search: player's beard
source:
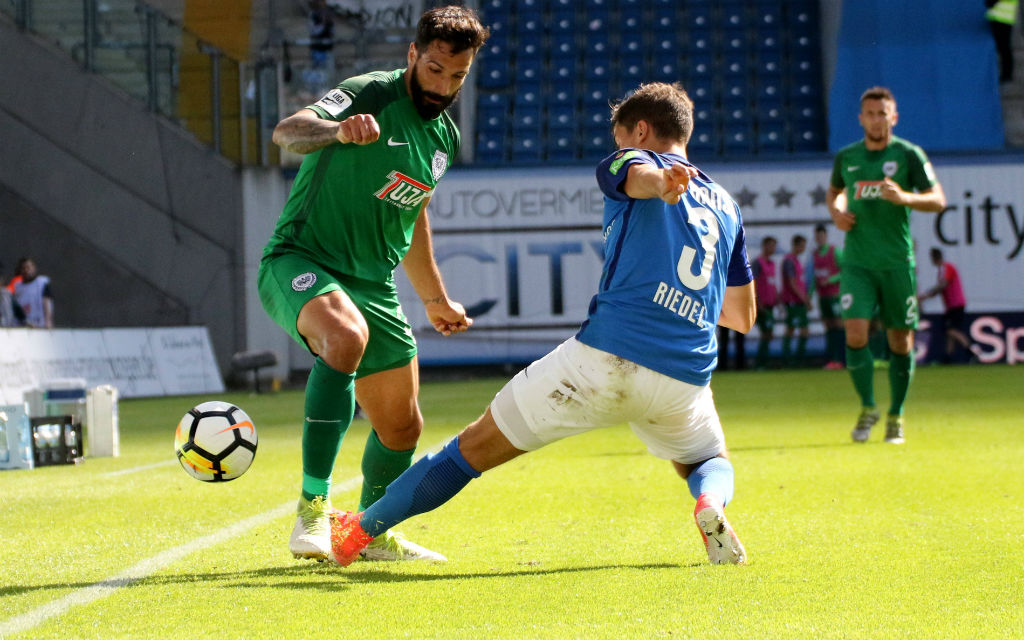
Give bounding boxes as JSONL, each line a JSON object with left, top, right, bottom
{"left": 409, "top": 66, "right": 459, "bottom": 120}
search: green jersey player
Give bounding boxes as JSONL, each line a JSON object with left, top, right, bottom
{"left": 258, "top": 6, "right": 489, "bottom": 562}
{"left": 826, "top": 86, "right": 947, "bottom": 445}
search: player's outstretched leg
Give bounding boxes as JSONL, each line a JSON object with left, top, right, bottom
{"left": 693, "top": 495, "right": 746, "bottom": 565}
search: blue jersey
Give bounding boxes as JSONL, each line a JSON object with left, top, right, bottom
{"left": 576, "top": 148, "right": 753, "bottom": 386}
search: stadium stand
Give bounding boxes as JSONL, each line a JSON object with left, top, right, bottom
{"left": 475, "top": 0, "right": 828, "bottom": 164}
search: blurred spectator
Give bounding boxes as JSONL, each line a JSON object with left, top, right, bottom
{"left": 919, "top": 247, "right": 971, "bottom": 363}
{"left": 810, "top": 223, "right": 845, "bottom": 369}
{"left": 717, "top": 325, "right": 747, "bottom": 370}
{"left": 781, "top": 234, "right": 810, "bottom": 367}
{"left": 986, "top": 0, "right": 1018, "bottom": 83}
{"left": 308, "top": 0, "right": 335, "bottom": 69}
{"left": 0, "top": 262, "right": 25, "bottom": 327}
{"left": 12, "top": 257, "right": 54, "bottom": 328}
{"left": 751, "top": 236, "right": 779, "bottom": 369}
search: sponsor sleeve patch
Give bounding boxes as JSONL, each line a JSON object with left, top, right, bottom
{"left": 609, "top": 149, "right": 643, "bottom": 175}
{"left": 312, "top": 89, "right": 354, "bottom": 118}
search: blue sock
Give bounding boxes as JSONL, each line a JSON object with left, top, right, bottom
{"left": 360, "top": 437, "right": 481, "bottom": 537}
{"left": 686, "top": 457, "right": 735, "bottom": 506}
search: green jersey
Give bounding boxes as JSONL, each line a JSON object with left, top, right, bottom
{"left": 829, "top": 135, "right": 937, "bottom": 270}
{"left": 263, "top": 69, "right": 460, "bottom": 282}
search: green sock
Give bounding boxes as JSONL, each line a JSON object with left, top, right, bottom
{"left": 888, "top": 352, "right": 915, "bottom": 416}
{"left": 756, "top": 338, "right": 771, "bottom": 367}
{"left": 828, "top": 328, "right": 845, "bottom": 362}
{"left": 358, "top": 429, "right": 415, "bottom": 511}
{"left": 796, "top": 335, "right": 807, "bottom": 363}
{"left": 845, "top": 345, "right": 875, "bottom": 408}
{"left": 782, "top": 335, "right": 792, "bottom": 365}
{"left": 300, "top": 357, "right": 356, "bottom": 501}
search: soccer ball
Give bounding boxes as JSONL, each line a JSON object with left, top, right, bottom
{"left": 174, "top": 401, "right": 258, "bottom": 482}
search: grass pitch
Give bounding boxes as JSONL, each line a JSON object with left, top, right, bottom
{"left": 1, "top": 364, "right": 1022, "bottom": 639}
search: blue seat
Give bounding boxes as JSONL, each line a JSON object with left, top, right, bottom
{"left": 547, "top": 79, "right": 578, "bottom": 106}
{"left": 791, "top": 124, "right": 823, "bottom": 152}
{"left": 515, "top": 56, "right": 543, "bottom": 84}
{"left": 721, "top": 3, "right": 749, "bottom": 31}
{"left": 723, "top": 125, "right": 753, "bottom": 155}
{"left": 520, "top": 0, "right": 547, "bottom": 11}
{"left": 549, "top": 56, "right": 576, "bottom": 84}
{"left": 756, "top": 6, "right": 783, "bottom": 32}
{"left": 550, "top": 9, "right": 577, "bottom": 33}
{"left": 757, "top": 122, "right": 787, "bottom": 153}
{"left": 620, "top": 56, "right": 646, "bottom": 84}
{"left": 512, "top": 131, "right": 544, "bottom": 163}
{"left": 685, "top": 4, "right": 712, "bottom": 30}
{"left": 547, "top": 127, "right": 578, "bottom": 162}
{"left": 721, "top": 77, "right": 750, "bottom": 103}
{"left": 791, "top": 99, "right": 823, "bottom": 123}
{"left": 584, "top": 30, "right": 612, "bottom": 55}
{"left": 512, "top": 104, "right": 542, "bottom": 132}
{"left": 685, "top": 53, "right": 714, "bottom": 81}
{"left": 478, "top": 105, "right": 507, "bottom": 134}
{"left": 686, "top": 32, "right": 713, "bottom": 54}
{"left": 582, "top": 79, "right": 612, "bottom": 105}
{"left": 620, "top": 31, "right": 644, "bottom": 57}
{"left": 651, "top": 12, "right": 675, "bottom": 33}
{"left": 475, "top": 130, "right": 506, "bottom": 163}
{"left": 582, "top": 128, "right": 612, "bottom": 160}
{"left": 478, "top": 59, "right": 511, "bottom": 89}
{"left": 789, "top": 81, "right": 821, "bottom": 104}
{"left": 756, "top": 78, "right": 783, "bottom": 104}
{"left": 582, "top": 56, "right": 613, "bottom": 84}
{"left": 514, "top": 82, "right": 542, "bottom": 108}
{"left": 721, "top": 31, "right": 749, "bottom": 54}
{"left": 550, "top": 33, "right": 577, "bottom": 58}
{"left": 787, "top": 3, "right": 818, "bottom": 36}
{"left": 548, "top": 103, "right": 575, "bottom": 130}
{"left": 688, "top": 129, "right": 718, "bottom": 156}
{"left": 721, "top": 52, "right": 748, "bottom": 77}
{"left": 583, "top": 106, "right": 609, "bottom": 130}
{"left": 755, "top": 98, "right": 784, "bottom": 124}
{"left": 478, "top": 91, "right": 509, "bottom": 111}
{"left": 651, "top": 57, "right": 678, "bottom": 81}
{"left": 722, "top": 100, "right": 748, "bottom": 128}
{"left": 686, "top": 76, "right": 715, "bottom": 104}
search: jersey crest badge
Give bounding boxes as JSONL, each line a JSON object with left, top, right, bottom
{"left": 431, "top": 150, "right": 448, "bottom": 181}
{"left": 883, "top": 160, "right": 898, "bottom": 177}
{"left": 292, "top": 272, "right": 317, "bottom": 292}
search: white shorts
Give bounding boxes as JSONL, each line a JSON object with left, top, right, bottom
{"left": 490, "top": 338, "right": 726, "bottom": 464}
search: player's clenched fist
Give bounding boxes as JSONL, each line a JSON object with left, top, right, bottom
{"left": 336, "top": 113, "right": 380, "bottom": 145}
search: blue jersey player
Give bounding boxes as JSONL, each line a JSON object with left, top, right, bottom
{"left": 329, "top": 82, "right": 757, "bottom": 566}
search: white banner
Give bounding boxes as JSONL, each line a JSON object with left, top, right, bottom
{"left": 327, "top": 0, "right": 422, "bottom": 30}
{"left": 398, "top": 158, "right": 1024, "bottom": 365}
{"left": 0, "top": 327, "right": 224, "bottom": 404}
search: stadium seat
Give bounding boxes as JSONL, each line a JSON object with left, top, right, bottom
{"left": 550, "top": 32, "right": 577, "bottom": 59}
{"left": 550, "top": 9, "right": 577, "bottom": 33}
{"left": 547, "top": 127, "right": 578, "bottom": 162}
{"left": 620, "top": 31, "right": 644, "bottom": 57}
{"left": 582, "top": 79, "right": 612, "bottom": 105}
{"left": 478, "top": 106, "right": 507, "bottom": 134}
{"left": 548, "top": 78, "right": 578, "bottom": 106}
{"left": 582, "top": 127, "right": 612, "bottom": 160}
{"left": 684, "top": 54, "right": 715, "bottom": 82}
{"left": 515, "top": 56, "right": 544, "bottom": 84}
{"left": 721, "top": 2, "right": 749, "bottom": 32}
{"left": 620, "top": 56, "right": 646, "bottom": 85}
{"left": 688, "top": 129, "right": 718, "bottom": 156}
{"left": 756, "top": 5, "right": 783, "bottom": 33}
{"left": 549, "top": 56, "right": 576, "bottom": 84}
{"left": 757, "top": 122, "right": 787, "bottom": 153}
{"left": 724, "top": 125, "right": 753, "bottom": 155}
{"left": 687, "top": 76, "right": 715, "bottom": 104}
{"left": 791, "top": 124, "right": 823, "bottom": 152}
{"left": 475, "top": 130, "right": 507, "bottom": 164}
{"left": 478, "top": 58, "right": 511, "bottom": 89}
{"left": 548, "top": 103, "right": 575, "bottom": 130}
{"left": 721, "top": 51, "right": 748, "bottom": 77}
{"left": 684, "top": 4, "right": 712, "bottom": 30}
{"left": 512, "top": 131, "right": 544, "bottom": 163}
{"left": 755, "top": 98, "right": 785, "bottom": 124}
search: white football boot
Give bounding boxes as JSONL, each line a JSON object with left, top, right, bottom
{"left": 289, "top": 495, "right": 331, "bottom": 561}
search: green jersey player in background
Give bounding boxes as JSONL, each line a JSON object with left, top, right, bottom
{"left": 826, "top": 86, "right": 947, "bottom": 445}
{"left": 258, "top": 6, "right": 489, "bottom": 562}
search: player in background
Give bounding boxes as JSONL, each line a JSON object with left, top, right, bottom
{"left": 780, "top": 234, "right": 810, "bottom": 367}
{"left": 259, "top": 6, "right": 488, "bottom": 562}
{"left": 329, "top": 82, "right": 757, "bottom": 566}
{"left": 751, "top": 236, "right": 779, "bottom": 369}
{"left": 826, "top": 87, "right": 947, "bottom": 444}
{"left": 810, "top": 223, "right": 844, "bottom": 369}
{"left": 919, "top": 247, "right": 971, "bottom": 363}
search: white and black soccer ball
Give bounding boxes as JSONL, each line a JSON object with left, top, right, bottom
{"left": 173, "top": 401, "right": 257, "bottom": 482}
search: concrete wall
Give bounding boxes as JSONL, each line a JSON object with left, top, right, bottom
{"left": 0, "top": 18, "right": 247, "bottom": 373}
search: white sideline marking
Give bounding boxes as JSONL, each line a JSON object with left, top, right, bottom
{"left": 102, "top": 460, "right": 178, "bottom": 477}
{"left": 0, "top": 473, "right": 370, "bottom": 636}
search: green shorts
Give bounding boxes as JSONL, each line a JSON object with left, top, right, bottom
{"left": 785, "top": 303, "right": 809, "bottom": 329}
{"left": 257, "top": 253, "right": 416, "bottom": 378}
{"left": 840, "top": 264, "right": 918, "bottom": 330}
{"left": 819, "top": 295, "right": 842, "bottom": 321}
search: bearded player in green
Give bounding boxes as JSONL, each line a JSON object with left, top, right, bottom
{"left": 826, "top": 87, "right": 947, "bottom": 445}
{"left": 258, "top": 6, "right": 489, "bottom": 562}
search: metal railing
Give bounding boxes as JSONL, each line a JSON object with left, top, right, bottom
{"left": 2, "top": 0, "right": 280, "bottom": 166}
